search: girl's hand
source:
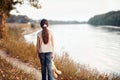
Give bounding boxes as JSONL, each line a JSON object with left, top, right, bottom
{"left": 36, "top": 50, "right": 39, "bottom": 58}
{"left": 51, "top": 52, "right": 55, "bottom": 59}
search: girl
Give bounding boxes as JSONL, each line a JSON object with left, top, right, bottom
{"left": 36, "top": 19, "right": 54, "bottom": 80}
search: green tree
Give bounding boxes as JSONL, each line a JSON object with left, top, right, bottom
{"left": 88, "top": 11, "right": 120, "bottom": 26}
{"left": 0, "top": 0, "right": 41, "bottom": 38}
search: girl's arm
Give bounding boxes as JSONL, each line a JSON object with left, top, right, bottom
{"left": 51, "top": 34, "right": 55, "bottom": 58}
{"left": 36, "top": 36, "right": 40, "bottom": 57}
{"left": 51, "top": 35, "right": 54, "bottom": 49}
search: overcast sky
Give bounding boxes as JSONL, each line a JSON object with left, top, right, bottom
{"left": 11, "top": 0, "right": 120, "bottom": 21}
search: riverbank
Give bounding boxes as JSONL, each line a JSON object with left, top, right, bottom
{"left": 0, "top": 50, "right": 41, "bottom": 80}
{"left": 0, "top": 23, "right": 41, "bottom": 80}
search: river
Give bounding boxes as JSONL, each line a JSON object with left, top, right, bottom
{"left": 24, "top": 24, "right": 120, "bottom": 73}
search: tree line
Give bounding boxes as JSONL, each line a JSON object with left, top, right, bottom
{"left": 6, "top": 15, "right": 31, "bottom": 23}
{"left": 88, "top": 11, "right": 120, "bottom": 27}
{"left": 7, "top": 15, "right": 84, "bottom": 24}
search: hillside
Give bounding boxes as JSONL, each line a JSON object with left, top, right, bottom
{"left": 88, "top": 11, "right": 120, "bottom": 26}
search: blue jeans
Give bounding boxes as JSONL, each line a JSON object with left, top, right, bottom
{"left": 39, "top": 52, "right": 53, "bottom": 80}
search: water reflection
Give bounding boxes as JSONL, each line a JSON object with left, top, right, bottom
{"left": 95, "top": 26, "right": 120, "bottom": 35}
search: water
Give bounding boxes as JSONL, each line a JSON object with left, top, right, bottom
{"left": 24, "top": 24, "right": 120, "bottom": 73}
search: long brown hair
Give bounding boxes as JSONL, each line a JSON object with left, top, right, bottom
{"left": 40, "top": 19, "right": 49, "bottom": 44}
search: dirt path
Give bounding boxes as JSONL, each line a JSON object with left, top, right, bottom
{"left": 0, "top": 50, "right": 41, "bottom": 80}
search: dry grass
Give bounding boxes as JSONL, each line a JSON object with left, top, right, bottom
{"left": 0, "top": 38, "right": 40, "bottom": 68}
{"left": 0, "top": 57, "right": 33, "bottom": 80}
{"left": 54, "top": 52, "right": 120, "bottom": 80}
{"left": 0, "top": 23, "right": 120, "bottom": 80}
{"left": 0, "top": 23, "right": 40, "bottom": 68}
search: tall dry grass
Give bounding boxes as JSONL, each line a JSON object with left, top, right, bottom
{"left": 0, "top": 24, "right": 40, "bottom": 68}
{"left": 54, "top": 52, "right": 120, "bottom": 80}
{"left": 0, "top": 23, "right": 39, "bottom": 80}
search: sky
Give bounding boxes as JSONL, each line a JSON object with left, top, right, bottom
{"left": 11, "top": 0, "right": 120, "bottom": 21}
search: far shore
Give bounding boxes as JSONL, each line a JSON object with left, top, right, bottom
{"left": 6, "top": 23, "right": 40, "bottom": 35}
